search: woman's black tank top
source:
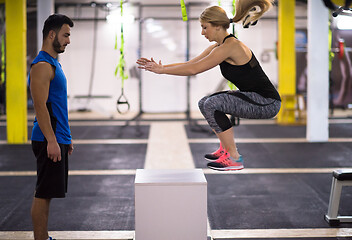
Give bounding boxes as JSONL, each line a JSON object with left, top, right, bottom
{"left": 219, "top": 34, "right": 281, "bottom": 101}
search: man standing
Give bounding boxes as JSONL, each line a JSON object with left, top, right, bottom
{"left": 29, "top": 14, "right": 74, "bottom": 240}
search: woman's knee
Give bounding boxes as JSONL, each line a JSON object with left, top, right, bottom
{"left": 203, "top": 97, "right": 221, "bottom": 113}
{"left": 198, "top": 96, "right": 209, "bottom": 112}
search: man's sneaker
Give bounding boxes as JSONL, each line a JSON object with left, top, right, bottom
{"left": 204, "top": 145, "right": 224, "bottom": 162}
{"left": 207, "top": 151, "right": 244, "bottom": 171}
{"left": 49, "top": 237, "right": 56, "bottom": 240}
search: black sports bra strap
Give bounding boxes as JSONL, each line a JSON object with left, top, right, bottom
{"left": 222, "top": 34, "right": 236, "bottom": 43}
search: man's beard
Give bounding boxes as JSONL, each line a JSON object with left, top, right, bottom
{"left": 53, "top": 36, "right": 65, "bottom": 53}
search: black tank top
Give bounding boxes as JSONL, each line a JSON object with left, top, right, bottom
{"left": 219, "top": 34, "right": 281, "bottom": 101}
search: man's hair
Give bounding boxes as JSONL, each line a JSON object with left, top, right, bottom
{"left": 42, "top": 14, "right": 74, "bottom": 40}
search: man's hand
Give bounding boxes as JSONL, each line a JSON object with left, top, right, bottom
{"left": 47, "top": 141, "right": 61, "bottom": 162}
{"left": 68, "top": 141, "right": 74, "bottom": 155}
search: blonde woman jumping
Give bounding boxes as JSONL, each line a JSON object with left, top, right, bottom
{"left": 137, "top": 0, "right": 281, "bottom": 171}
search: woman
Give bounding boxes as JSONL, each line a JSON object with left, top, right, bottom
{"left": 136, "top": 0, "right": 281, "bottom": 171}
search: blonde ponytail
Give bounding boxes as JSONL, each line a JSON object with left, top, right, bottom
{"left": 199, "top": 6, "right": 231, "bottom": 29}
{"left": 232, "top": 0, "right": 274, "bottom": 27}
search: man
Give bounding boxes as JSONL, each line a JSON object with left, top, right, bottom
{"left": 29, "top": 14, "right": 74, "bottom": 240}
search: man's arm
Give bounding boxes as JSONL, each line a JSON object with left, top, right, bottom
{"left": 30, "top": 62, "right": 61, "bottom": 162}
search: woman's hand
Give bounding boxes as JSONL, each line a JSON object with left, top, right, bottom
{"left": 136, "top": 57, "right": 151, "bottom": 68}
{"left": 136, "top": 57, "right": 163, "bottom": 74}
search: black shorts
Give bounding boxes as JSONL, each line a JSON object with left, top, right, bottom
{"left": 32, "top": 141, "right": 69, "bottom": 199}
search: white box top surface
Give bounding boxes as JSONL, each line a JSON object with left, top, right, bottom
{"left": 135, "top": 169, "right": 207, "bottom": 185}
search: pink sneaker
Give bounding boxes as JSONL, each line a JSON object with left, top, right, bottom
{"left": 204, "top": 144, "right": 224, "bottom": 162}
{"left": 207, "top": 151, "right": 244, "bottom": 171}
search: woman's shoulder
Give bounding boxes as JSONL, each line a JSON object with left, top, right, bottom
{"left": 205, "top": 43, "right": 221, "bottom": 54}
{"left": 221, "top": 38, "right": 249, "bottom": 55}
{"left": 223, "top": 37, "right": 244, "bottom": 48}
{"left": 210, "top": 42, "right": 219, "bottom": 49}
{"left": 222, "top": 39, "right": 252, "bottom": 65}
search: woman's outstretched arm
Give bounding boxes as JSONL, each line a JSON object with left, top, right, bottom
{"left": 137, "top": 43, "right": 231, "bottom": 76}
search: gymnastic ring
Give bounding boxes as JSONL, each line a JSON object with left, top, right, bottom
{"left": 116, "top": 94, "right": 130, "bottom": 114}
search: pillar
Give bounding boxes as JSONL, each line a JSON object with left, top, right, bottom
{"left": 5, "top": 0, "right": 27, "bottom": 143}
{"left": 307, "top": 0, "right": 329, "bottom": 142}
{"left": 277, "top": 0, "right": 296, "bottom": 124}
{"left": 37, "top": 0, "right": 54, "bottom": 51}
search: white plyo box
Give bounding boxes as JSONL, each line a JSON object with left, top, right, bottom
{"left": 135, "top": 169, "right": 208, "bottom": 240}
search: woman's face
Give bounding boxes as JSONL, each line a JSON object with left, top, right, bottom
{"left": 200, "top": 21, "right": 217, "bottom": 42}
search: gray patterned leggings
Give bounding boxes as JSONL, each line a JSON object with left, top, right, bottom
{"left": 198, "top": 90, "right": 281, "bottom": 133}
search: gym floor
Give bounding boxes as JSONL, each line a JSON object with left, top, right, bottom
{"left": 0, "top": 111, "right": 352, "bottom": 240}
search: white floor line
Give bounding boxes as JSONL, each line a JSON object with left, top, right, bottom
{"left": 329, "top": 118, "right": 352, "bottom": 124}
{"left": 0, "top": 139, "right": 148, "bottom": 145}
{"left": 202, "top": 167, "right": 352, "bottom": 174}
{"left": 0, "top": 171, "right": 36, "bottom": 176}
{"left": 1, "top": 228, "right": 352, "bottom": 240}
{"left": 144, "top": 122, "right": 195, "bottom": 169}
{"left": 0, "top": 231, "right": 135, "bottom": 240}
{"left": 72, "top": 139, "right": 148, "bottom": 144}
{"left": 2, "top": 168, "right": 352, "bottom": 177}
{"left": 69, "top": 121, "right": 144, "bottom": 126}
{"left": 63, "top": 118, "right": 351, "bottom": 125}
{"left": 0, "top": 140, "right": 31, "bottom": 145}
{"left": 1, "top": 117, "right": 352, "bottom": 127}
{"left": 2, "top": 137, "right": 352, "bottom": 145}
{"left": 0, "top": 169, "right": 137, "bottom": 177}
{"left": 210, "top": 228, "right": 352, "bottom": 238}
{"left": 189, "top": 138, "right": 352, "bottom": 143}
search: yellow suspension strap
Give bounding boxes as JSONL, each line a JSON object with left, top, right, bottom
{"left": 115, "top": 0, "right": 130, "bottom": 114}
{"left": 328, "top": 18, "right": 335, "bottom": 111}
{"left": 0, "top": 5, "right": 4, "bottom": 86}
{"left": 180, "top": 0, "right": 188, "bottom": 21}
{"left": 0, "top": 6, "right": 5, "bottom": 116}
{"left": 328, "top": 21, "right": 334, "bottom": 71}
{"left": 228, "top": 0, "right": 236, "bottom": 91}
{"left": 1, "top": 33, "right": 4, "bottom": 86}
{"left": 232, "top": 0, "right": 236, "bottom": 27}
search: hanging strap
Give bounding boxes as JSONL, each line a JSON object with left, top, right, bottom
{"left": 180, "top": 0, "right": 188, "bottom": 21}
{"left": 232, "top": 0, "right": 236, "bottom": 16}
{"left": 1, "top": 34, "right": 4, "bottom": 85}
{"left": 328, "top": 21, "right": 334, "bottom": 71}
{"left": 0, "top": 6, "right": 5, "bottom": 85}
{"left": 115, "top": 0, "right": 130, "bottom": 114}
{"left": 227, "top": 0, "right": 236, "bottom": 91}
